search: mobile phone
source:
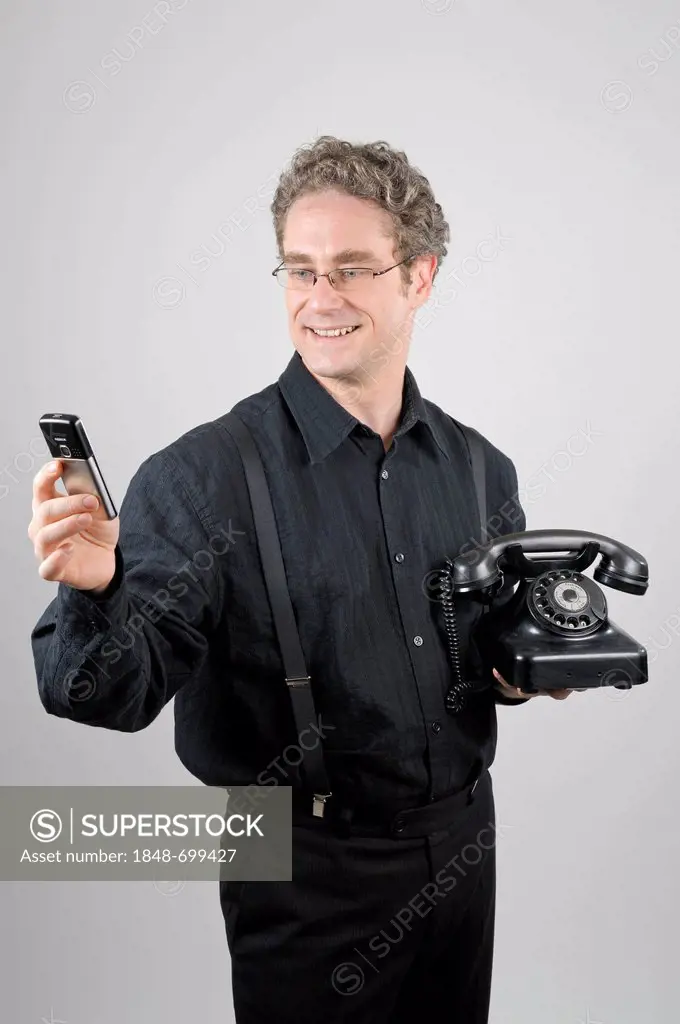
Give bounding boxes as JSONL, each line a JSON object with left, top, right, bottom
{"left": 38, "top": 414, "right": 118, "bottom": 520}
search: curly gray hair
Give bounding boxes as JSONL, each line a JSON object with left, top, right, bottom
{"left": 271, "top": 136, "right": 450, "bottom": 289}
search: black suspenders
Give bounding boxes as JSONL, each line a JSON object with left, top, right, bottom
{"left": 220, "top": 410, "right": 487, "bottom": 818}
{"left": 460, "top": 423, "right": 488, "bottom": 545}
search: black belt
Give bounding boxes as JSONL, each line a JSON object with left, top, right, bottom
{"left": 291, "top": 771, "right": 486, "bottom": 839}
{"left": 220, "top": 411, "right": 487, "bottom": 822}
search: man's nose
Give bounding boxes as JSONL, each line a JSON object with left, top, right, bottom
{"left": 306, "top": 274, "right": 344, "bottom": 308}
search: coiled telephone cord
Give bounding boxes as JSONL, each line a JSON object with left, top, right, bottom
{"left": 438, "top": 558, "right": 477, "bottom": 715}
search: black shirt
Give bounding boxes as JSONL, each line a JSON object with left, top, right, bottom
{"left": 30, "top": 351, "right": 527, "bottom": 812}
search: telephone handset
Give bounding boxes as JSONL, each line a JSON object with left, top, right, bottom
{"left": 437, "top": 529, "right": 649, "bottom": 712}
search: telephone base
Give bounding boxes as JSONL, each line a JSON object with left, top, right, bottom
{"left": 480, "top": 618, "right": 648, "bottom": 694}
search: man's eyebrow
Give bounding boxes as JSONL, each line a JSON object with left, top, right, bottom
{"left": 282, "top": 248, "right": 379, "bottom": 265}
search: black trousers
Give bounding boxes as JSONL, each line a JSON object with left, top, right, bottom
{"left": 220, "top": 769, "right": 496, "bottom": 1023}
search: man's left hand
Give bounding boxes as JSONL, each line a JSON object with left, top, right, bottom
{"left": 492, "top": 667, "right": 581, "bottom": 701}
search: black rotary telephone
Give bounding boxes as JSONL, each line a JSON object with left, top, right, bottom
{"left": 437, "top": 530, "right": 650, "bottom": 712}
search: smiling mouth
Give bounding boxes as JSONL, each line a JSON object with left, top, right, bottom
{"left": 307, "top": 325, "right": 361, "bottom": 338}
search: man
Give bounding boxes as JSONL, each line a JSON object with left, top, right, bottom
{"left": 29, "top": 136, "right": 574, "bottom": 1023}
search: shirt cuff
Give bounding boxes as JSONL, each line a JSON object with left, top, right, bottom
{"left": 55, "top": 545, "right": 128, "bottom": 641}
{"left": 81, "top": 545, "right": 125, "bottom": 603}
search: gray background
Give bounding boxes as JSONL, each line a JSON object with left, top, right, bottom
{"left": 1, "top": 0, "right": 678, "bottom": 1020}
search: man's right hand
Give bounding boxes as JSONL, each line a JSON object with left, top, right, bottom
{"left": 28, "top": 460, "right": 120, "bottom": 593}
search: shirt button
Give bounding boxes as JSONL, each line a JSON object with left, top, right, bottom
{"left": 394, "top": 552, "right": 404, "bottom": 563}
{"left": 413, "top": 635, "right": 423, "bottom": 647}
{"left": 381, "top": 469, "right": 389, "bottom": 480}
{"left": 431, "top": 721, "right": 441, "bottom": 734}
{"left": 392, "top": 816, "right": 406, "bottom": 834}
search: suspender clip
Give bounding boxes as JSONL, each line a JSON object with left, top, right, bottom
{"left": 312, "top": 792, "right": 332, "bottom": 818}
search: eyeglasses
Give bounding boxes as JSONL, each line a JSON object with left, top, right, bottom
{"left": 271, "top": 255, "right": 419, "bottom": 291}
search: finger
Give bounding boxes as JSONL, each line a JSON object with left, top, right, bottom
{"left": 548, "top": 689, "right": 572, "bottom": 700}
{"left": 32, "top": 460, "right": 62, "bottom": 516}
{"left": 494, "top": 670, "right": 537, "bottom": 700}
{"left": 37, "top": 541, "right": 76, "bottom": 582}
{"left": 33, "top": 512, "right": 93, "bottom": 561}
{"left": 31, "top": 491, "right": 99, "bottom": 533}
{"left": 492, "top": 668, "right": 512, "bottom": 689}
{"left": 494, "top": 677, "right": 521, "bottom": 697}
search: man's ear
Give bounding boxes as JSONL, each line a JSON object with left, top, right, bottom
{"left": 411, "top": 254, "right": 437, "bottom": 305}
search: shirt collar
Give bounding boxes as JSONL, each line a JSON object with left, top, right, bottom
{"left": 277, "top": 350, "right": 450, "bottom": 464}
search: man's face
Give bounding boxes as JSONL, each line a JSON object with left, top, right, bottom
{"left": 280, "top": 190, "right": 435, "bottom": 393}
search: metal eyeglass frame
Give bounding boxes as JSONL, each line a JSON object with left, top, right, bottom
{"left": 271, "top": 254, "right": 419, "bottom": 289}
